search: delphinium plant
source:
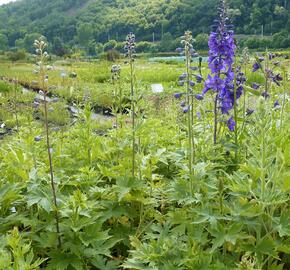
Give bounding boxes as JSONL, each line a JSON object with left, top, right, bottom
{"left": 174, "top": 31, "right": 203, "bottom": 193}
{"left": 251, "top": 52, "right": 283, "bottom": 99}
{"left": 203, "top": 0, "right": 241, "bottom": 145}
{"left": 34, "top": 37, "right": 61, "bottom": 248}
{"left": 124, "top": 33, "right": 137, "bottom": 179}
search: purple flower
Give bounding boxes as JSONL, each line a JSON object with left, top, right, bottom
{"left": 196, "top": 111, "right": 201, "bottom": 119}
{"left": 203, "top": 0, "right": 239, "bottom": 120}
{"left": 189, "top": 80, "right": 195, "bottom": 87}
{"left": 261, "top": 91, "right": 270, "bottom": 99}
{"left": 227, "top": 117, "right": 235, "bottom": 131}
{"left": 174, "top": 93, "right": 182, "bottom": 99}
{"left": 274, "top": 100, "right": 280, "bottom": 108}
{"left": 176, "top": 48, "right": 183, "bottom": 53}
{"left": 258, "top": 57, "right": 265, "bottom": 62}
{"left": 179, "top": 73, "right": 187, "bottom": 80}
{"left": 195, "top": 74, "right": 203, "bottom": 83}
{"left": 246, "top": 109, "right": 254, "bottom": 116}
{"left": 273, "top": 75, "right": 283, "bottom": 85}
{"left": 34, "top": 136, "right": 42, "bottom": 142}
{"left": 180, "top": 101, "right": 186, "bottom": 107}
{"left": 252, "top": 83, "right": 260, "bottom": 90}
{"left": 195, "top": 94, "right": 204, "bottom": 101}
{"left": 269, "top": 53, "right": 275, "bottom": 60}
{"left": 183, "top": 106, "right": 190, "bottom": 113}
{"left": 252, "top": 62, "right": 260, "bottom": 72}
{"left": 203, "top": 75, "right": 225, "bottom": 94}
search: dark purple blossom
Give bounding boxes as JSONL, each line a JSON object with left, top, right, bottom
{"left": 34, "top": 136, "right": 42, "bottom": 142}
{"left": 246, "top": 109, "right": 254, "bottom": 116}
{"left": 180, "top": 101, "right": 186, "bottom": 107}
{"left": 258, "top": 56, "right": 265, "bottom": 62}
{"left": 273, "top": 73, "right": 283, "bottom": 86}
{"left": 252, "top": 62, "right": 260, "bottom": 72}
{"left": 195, "top": 74, "right": 203, "bottom": 83}
{"left": 179, "top": 73, "right": 187, "bottom": 80}
{"left": 174, "top": 93, "right": 183, "bottom": 99}
{"left": 195, "top": 94, "right": 204, "bottom": 101}
{"left": 274, "top": 100, "right": 280, "bottom": 108}
{"left": 261, "top": 91, "right": 270, "bottom": 99}
{"left": 269, "top": 53, "right": 275, "bottom": 60}
{"left": 227, "top": 117, "right": 235, "bottom": 132}
{"left": 189, "top": 80, "right": 195, "bottom": 87}
{"left": 183, "top": 106, "right": 190, "bottom": 113}
{"left": 252, "top": 83, "right": 260, "bottom": 90}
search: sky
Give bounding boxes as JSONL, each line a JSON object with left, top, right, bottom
{"left": 0, "top": 0, "right": 17, "bottom": 5}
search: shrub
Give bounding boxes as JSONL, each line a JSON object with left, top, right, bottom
{"left": 6, "top": 50, "right": 26, "bottom": 62}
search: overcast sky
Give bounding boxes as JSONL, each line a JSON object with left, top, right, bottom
{"left": 0, "top": 0, "right": 17, "bottom": 5}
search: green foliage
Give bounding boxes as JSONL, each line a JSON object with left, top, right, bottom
{"left": 6, "top": 50, "right": 26, "bottom": 62}
{"left": 0, "top": 228, "right": 45, "bottom": 270}
{"left": 0, "top": 0, "right": 290, "bottom": 52}
{"left": 0, "top": 51, "right": 289, "bottom": 270}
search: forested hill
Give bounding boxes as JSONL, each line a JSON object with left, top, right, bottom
{"left": 0, "top": 0, "right": 289, "bottom": 48}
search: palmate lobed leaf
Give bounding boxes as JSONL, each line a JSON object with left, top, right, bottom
{"left": 209, "top": 222, "right": 249, "bottom": 252}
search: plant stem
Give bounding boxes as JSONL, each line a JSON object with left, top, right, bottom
{"left": 280, "top": 69, "right": 287, "bottom": 130}
{"left": 40, "top": 53, "right": 61, "bottom": 248}
{"left": 130, "top": 60, "right": 136, "bottom": 179}
{"left": 13, "top": 79, "right": 19, "bottom": 131}
{"left": 213, "top": 94, "right": 218, "bottom": 144}
{"left": 186, "top": 48, "right": 194, "bottom": 194}
{"left": 233, "top": 72, "right": 238, "bottom": 161}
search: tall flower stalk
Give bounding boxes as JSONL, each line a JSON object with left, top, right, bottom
{"left": 34, "top": 37, "right": 61, "bottom": 248}
{"left": 111, "top": 64, "right": 122, "bottom": 127}
{"left": 175, "top": 31, "right": 203, "bottom": 193}
{"left": 125, "top": 33, "right": 136, "bottom": 179}
{"left": 203, "top": 0, "right": 238, "bottom": 144}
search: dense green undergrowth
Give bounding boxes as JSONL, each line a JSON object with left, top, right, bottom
{"left": 0, "top": 54, "right": 289, "bottom": 270}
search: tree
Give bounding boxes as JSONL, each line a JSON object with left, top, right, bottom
{"left": 76, "top": 23, "right": 93, "bottom": 48}
{"left": 195, "top": 33, "right": 209, "bottom": 49}
{"left": 159, "top": 32, "right": 175, "bottom": 52}
{"left": 0, "top": 33, "right": 8, "bottom": 50}
{"left": 23, "top": 33, "right": 42, "bottom": 53}
{"left": 52, "top": 37, "right": 66, "bottom": 56}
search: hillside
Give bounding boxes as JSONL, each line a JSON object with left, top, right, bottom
{"left": 0, "top": 0, "right": 289, "bottom": 51}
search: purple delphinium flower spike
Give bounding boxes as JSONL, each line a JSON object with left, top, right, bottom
{"left": 203, "top": 0, "right": 242, "bottom": 132}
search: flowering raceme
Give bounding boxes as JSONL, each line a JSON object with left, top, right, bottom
{"left": 203, "top": 0, "right": 240, "bottom": 131}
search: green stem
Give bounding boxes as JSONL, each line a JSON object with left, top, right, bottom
{"left": 233, "top": 71, "right": 238, "bottom": 161}
{"left": 186, "top": 48, "right": 194, "bottom": 194}
{"left": 130, "top": 60, "right": 136, "bottom": 179}
{"left": 280, "top": 69, "right": 287, "bottom": 130}
{"left": 40, "top": 51, "right": 61, "bottom": 248}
